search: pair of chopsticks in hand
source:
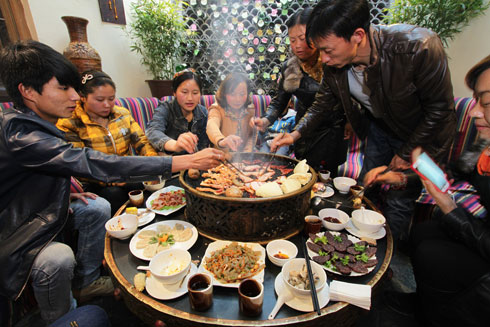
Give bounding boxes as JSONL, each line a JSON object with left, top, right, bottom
{"left": 264, "top": 132, "right": 286, "bottom": 172}
{"left": 348, "top": 166, "right": 393, "bottom": 201}
{"left": 222, "top": 158, "right": 246, "bottom": 176}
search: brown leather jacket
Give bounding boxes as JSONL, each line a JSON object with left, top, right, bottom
{"left": 295, "top": 24, "right": 457, "bottom": 162}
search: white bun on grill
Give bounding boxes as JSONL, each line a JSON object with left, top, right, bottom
{"left": 281, "top": 178, "right": 301, "bottom": 194}
{"left": 293, "top": 159, "right": 309, "bottom": 174}
{"left": 256, "top": 182, "right": 283, "bottom": 197}
{"left": 287, "top": 172, "right": 312, "bottom": 185}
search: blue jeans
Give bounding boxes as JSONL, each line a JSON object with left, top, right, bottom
{"left": 360, "top": 120, "right": 421, "bottom": 242}
{"left": 31, "top": 196, "right": 111, "bottom": 324}
{"left": 31, "top": 242, "right": 76, "bottom": 324}
{"left": 70, "top": 196, "right": 111, "bottom": 289}
{"left": 50, "top": 305, "right": 110, "bottom": 327}
{"left": 259, "top": 139, "right": 290, "bottom": 156}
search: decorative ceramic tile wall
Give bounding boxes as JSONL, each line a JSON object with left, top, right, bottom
{"left": 183, "top": 0, "right": 388, "bottom": 95}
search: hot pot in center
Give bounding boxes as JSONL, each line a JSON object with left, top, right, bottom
{"left": 179, "top": 152, "right": 317, "bottom": 243}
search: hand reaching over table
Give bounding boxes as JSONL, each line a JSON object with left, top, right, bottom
{"left": 218, "top": 135, "right": 243, "bottom": 151}
{"left": 172, "top": 148, "right": 224, "bottom": 172}
{"left": 250, "top": 117, "right": 269, "bottom": 132}
{"left": 161, "top": 132, "right": 199, "bottom": 154}
{"left": 270, "top": 132, "right": 294, "bottom": 152}
{"left": 174, "top": 132, "right": 199, "bottom": 153}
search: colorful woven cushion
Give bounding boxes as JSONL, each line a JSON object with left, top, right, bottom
{"left": 417, "top": 181, "right": 486, "bottom": 218}
{"left": 115, "top": 97, "right": 159, "bottom": 132}
{"left": 70, "top": 177, "right": 84, "bottom": 193}
{"left": 447, "top": 97, "right": 478, "bottom": 163}
{"left": 0, "top": 102, "right": 13, "bottom": 111}
{"left": 251, "top": 95, "right": 271, "bottom": 118}
{"left": 338, "top": 135, "right": 364, "bottom": 179}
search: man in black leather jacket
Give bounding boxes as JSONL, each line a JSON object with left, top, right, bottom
{"left": 272, "top": 0, "right": 457, "bottom": 241}
{"left": 0, "top": 41, "right": 223, "bottom": 324}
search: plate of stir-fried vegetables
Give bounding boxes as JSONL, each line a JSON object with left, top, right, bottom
{"left": 199, "top": 241, "right": 266, "bottom": 287}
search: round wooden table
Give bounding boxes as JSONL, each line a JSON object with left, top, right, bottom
{"left": 104, "top": 178, "right": 393, "bottom": 327}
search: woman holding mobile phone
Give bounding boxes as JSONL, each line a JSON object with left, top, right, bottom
{"left": 384, "top": 55, "right": 490, "bottom": 326}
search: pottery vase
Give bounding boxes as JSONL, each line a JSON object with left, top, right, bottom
{"left": 62, "top": 16, "right": 101, "bottom": 73}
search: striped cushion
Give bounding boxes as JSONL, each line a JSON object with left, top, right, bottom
{"left": 115, "top": 97, "right": 159, "bottom": 132}
{"left": 338, "top": 135, "right": 364, "bottom": 178}
{"left": 417, "top": 181, "right": 487, "bottom": 218}
{"left": 251, "top": 95, "right": 271, "bottom": 117}
{"left": 70, "top": 177, "right": 84, "bottom": 193}
{"left": 200, "top": 95, "right": 216, "bottom": 108}
{"left": 447, "top": 97, "right": 478, "bottom": 163}
{"left": 0, "top": 102, "right": 13, "bottom": 111}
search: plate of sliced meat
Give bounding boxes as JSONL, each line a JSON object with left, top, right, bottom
{"left": 146, "top": 185, "right": 186, "bottom": 215}
{"left": 306, "top": 231, "right": 378, "bottom": 276}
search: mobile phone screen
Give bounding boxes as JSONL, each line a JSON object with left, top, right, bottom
{"left": 411, "top": 152, "right": 450, "bottom": 192}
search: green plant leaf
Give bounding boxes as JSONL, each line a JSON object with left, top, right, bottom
{"left": 124, "top": 0, "right": 190, "bottom": 79}
{"left": 384, "top": 0, "right": 489, "bottom": 47}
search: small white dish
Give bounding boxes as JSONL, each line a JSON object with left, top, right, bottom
{"left": 105, "top": 214, "right": 138, "bottom": 240}
{"left": 137, "top": 208, "right": 155, "bottom": 227}
{"left": 145, "top": 263, "right": 197, "bottom": 300}
{"left": 274, "top": 272, "right": 329, "bottom": 312}
{"left": 333, "top": 177, "right": 357, "bottom": 194}
{"left": 266, "top": 239, "right": 298, "bottom": 267}
{"left": 345, "top": 220, "right": 386, "bottom": 240}
{"left": 318, "top": 208, "right": 350, "bottom": 231}
{"left": 315, "top": 186, "right": 334, "bottom": 198}
{"left": 351, "top": 209, "right": 386, "bottom": 234}
{"left": 149, "top": 248, "right": 191, "bottom": 284}
{"left": 143, "top": 178, "right": 166, "bottom": 192}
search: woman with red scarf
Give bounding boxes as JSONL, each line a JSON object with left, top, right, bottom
{"left": 386, "top": 55, "right": 490, "bottom": 327}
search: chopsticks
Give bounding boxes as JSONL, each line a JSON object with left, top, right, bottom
{"left": 222, "top": 158, "right": 246, "bottom": 176}
{"left": 301, "top": 235, "right": 321, "bottom": 315}
{"left": 348, "top": 166, "right": 392, "bottom": 201}
{"left": 264, "top": 132, "right": 285, "bottom": 172}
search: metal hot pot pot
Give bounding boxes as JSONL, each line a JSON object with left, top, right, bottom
{"left": 179, "top": 152, "right": 317, "bottom": 243}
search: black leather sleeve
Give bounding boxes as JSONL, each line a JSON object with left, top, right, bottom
{"left": 441, "top": 207, "right": 490, "bottom": 261}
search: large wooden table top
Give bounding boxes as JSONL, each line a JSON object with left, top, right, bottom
{"left": 104, "top": 177, "right": 393, "bottom": 327}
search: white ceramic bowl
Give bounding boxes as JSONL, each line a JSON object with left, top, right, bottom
{"left": 105, "top": 214, "right": 138, "bottom": 240}
{"left": 149, "top": 248, "right": 191, "bottom": 285}
{"left": 266, "top": 239, "right": 298, "bottom": 267}
{"left": 318, "top": 208, "right": 350, "bottom": 231}
{"left": 281, "top": 258, "right": 327, "bottom": 298}
{"left": 333, "top": 177, "right": 357, "bottom": 194}
{"left": 351, "top": 209, "right": 386, "bottom": 234}
{"left": 143, "top": 179, "right": 166, "bottom": 192}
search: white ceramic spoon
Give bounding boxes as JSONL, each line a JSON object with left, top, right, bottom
{"left": 268, "top": 288, "right": 293, "bottom": 320}
{"left": 360, "top": 206, "right": 367, "bottom": 223}
{"left": 137, "top": 265, "right": 150, "bottom": 271}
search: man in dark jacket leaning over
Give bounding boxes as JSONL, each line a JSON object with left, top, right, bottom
{"left": 0, "top": 40, "right": 223, "bottom": 324}
{"left": 272, "top": 0, "right": 457, "bottom": 242}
